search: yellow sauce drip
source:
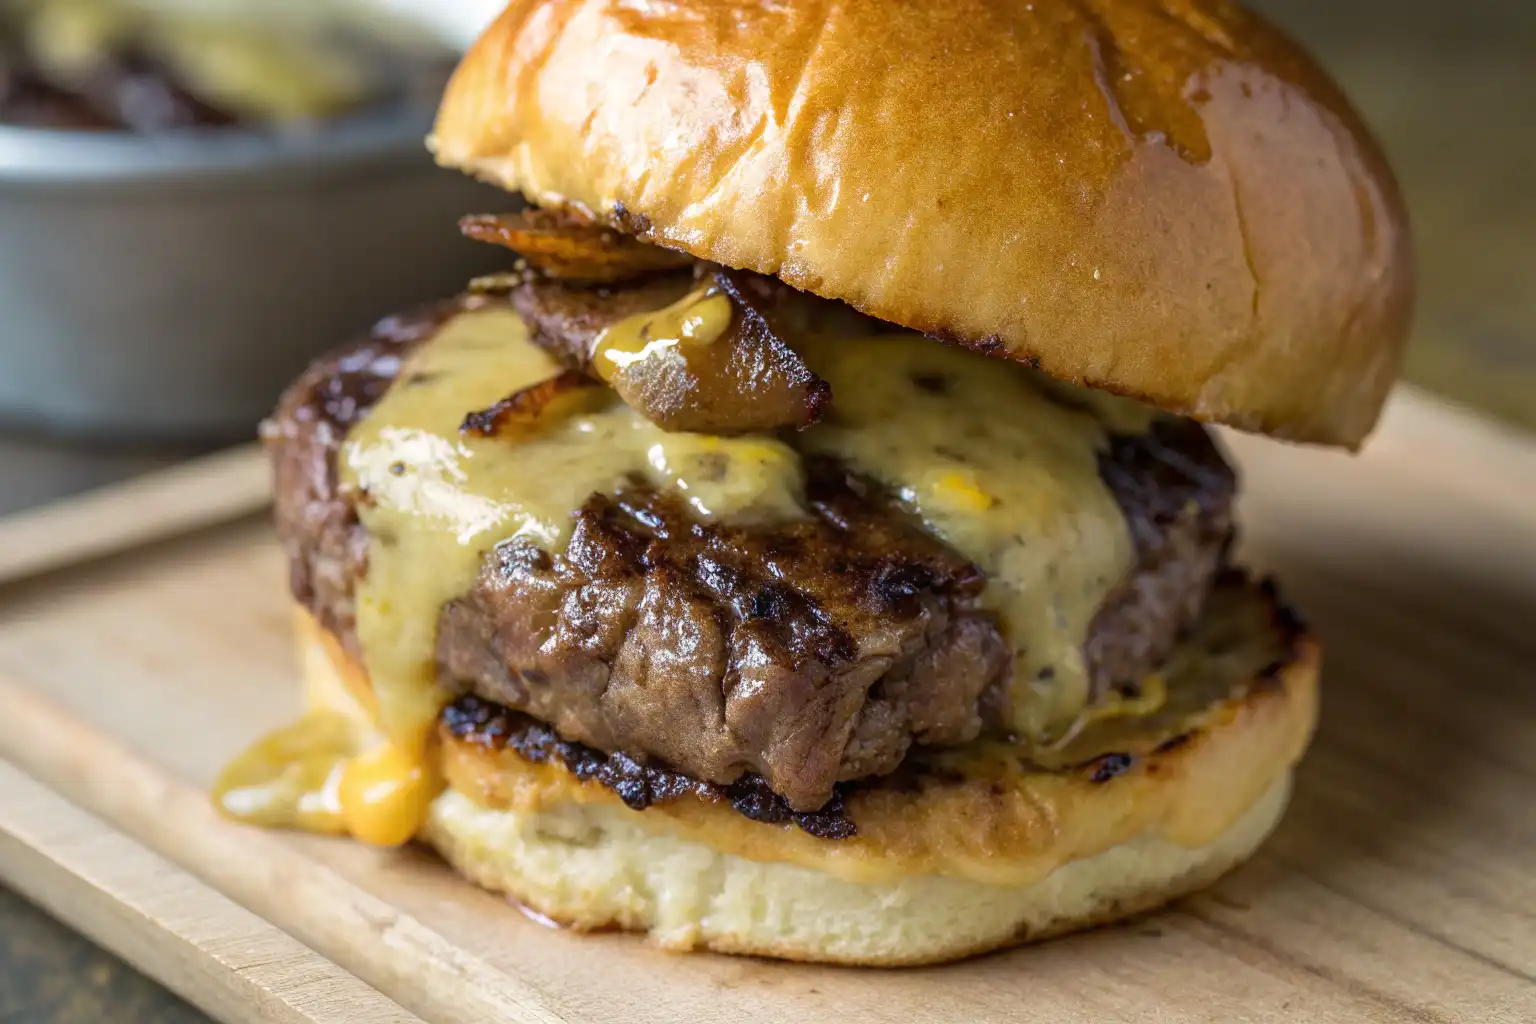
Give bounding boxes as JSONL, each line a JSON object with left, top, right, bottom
{"left": 212, "top": 711, "right": 356, "bottom": 836}
{"left": 213, "top": 710, "right": 440, "bottom": 847}
{"left": 337, "top": 741, "right": 441, "bottom": 847}
{"left": 591, "top": 286, "right": 735, "bottom": 382}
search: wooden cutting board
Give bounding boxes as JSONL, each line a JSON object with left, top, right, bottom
{"left": 0, "top": 388, "right": 1531, "bottom": 1024}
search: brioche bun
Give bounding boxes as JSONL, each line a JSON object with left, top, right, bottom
{"left": 297, "top": 572, "right": 1318, "bottom": 965}
{"left": 431, "top": 0, "right": 1413, "bottom": 447}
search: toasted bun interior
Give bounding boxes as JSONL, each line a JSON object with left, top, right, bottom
{"left": 298, "top": 579, "right": 1318, "bottom": 964}
{"left": 432, "top": 0, "right": 1413, "bottom": 447}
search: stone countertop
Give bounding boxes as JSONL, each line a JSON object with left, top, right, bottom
{"left": 1, "top": 0, "right": 1532, "bottom": 1020}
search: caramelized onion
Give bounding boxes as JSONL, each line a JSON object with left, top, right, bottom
{"left": 459, "top": 209, "right": 694, "bottom": 283}
{"left": 460, "top": 369, "right": 606, "bottom": 439}
{"left": 589, "top": 268, "right": 831, "bottom": 434}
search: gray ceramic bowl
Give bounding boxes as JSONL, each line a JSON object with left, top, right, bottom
{"left": 0, "top": 107, "right": 505, "bottom": 440}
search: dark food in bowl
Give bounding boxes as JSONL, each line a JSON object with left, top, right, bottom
{"left": 0, "top": 0, "right": 456, "bottom": 131}
{"left": 0, "top": 40, "right": 233, "bottom": 129}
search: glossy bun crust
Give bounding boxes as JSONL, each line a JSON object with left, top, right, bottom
{"left": 432, "top": 0, "right": 1413, "bottom": 447}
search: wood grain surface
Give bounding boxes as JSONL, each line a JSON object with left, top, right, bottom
{"left": 0, "top": 388, "right": 1531, "bottom": 1023}
{"left": 0, "top": 764, "right": 419, "bottom": 1024}
{"left": 0, "top": 444, "right": 267, "bottom": 586}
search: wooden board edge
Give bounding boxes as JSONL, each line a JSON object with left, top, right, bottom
{"left": 0, "top": 444, "right": 269, "bottom": 587}
{"left": 0, "top": 677, "right": 571, "bottom": 1024}
{"left": 0, "top": 759, "right": 421, "bottom": 1024}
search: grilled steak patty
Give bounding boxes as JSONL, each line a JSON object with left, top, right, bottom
{"left": 439, "top": 565, "right": 1306, "bottom": 841}
{"left": 435, "top": 464, "right": 1012, "bottom": 812}
{"left": 266, "top": 284, "right": 1236, "bottom": 811}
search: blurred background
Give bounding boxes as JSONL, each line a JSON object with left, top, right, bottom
{"left": 1257, "top": 0, "right": 1535, "bottom": 431}
{"left": 0, "top": 0, "right": 507, "bottom": 451}
{"left": 0, "top": 0, "right": 1532, "bottom": 1020}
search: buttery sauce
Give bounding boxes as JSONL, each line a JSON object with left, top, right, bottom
{"left": 591, "top": 286, "right": 735, "bottom": 382}
{"left": 212, "top": 708, "right": 442, "bottom": 847}
{"left": 348, "top": 306, "right": 1154, "bottom": 746}
{"left": 221, "top": 304, "right": 813, "bottom": 843}
{"left": 335, "top": 741, "right": 441, "bottom": 846}
{"left": 212, "top": 710, "right": 357, "bottom": 834}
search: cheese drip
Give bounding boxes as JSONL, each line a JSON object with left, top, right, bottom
{"left": 210, "top": 710, "right": 440, "bottom": 847}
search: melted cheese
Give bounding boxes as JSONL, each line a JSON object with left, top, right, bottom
{"left": 351, "top": 304, "right": 1156, "bottom": 752}
{"left": 796, "top": 332, "right": 1155, "bottom": 737}
{"left": 212, "top": 711, "right": 440, "bottom": 847}
{"left": 337, "top": 741, "right": 441, "bottom": 846}
{"left": 341, "top": 307, "right": 805, "bottom": 754}
{"left": 226, "top": 297, "right": 1168, "bottom": 843}
{"left": 212, "top": 710, "right": 356, "bottom": 834}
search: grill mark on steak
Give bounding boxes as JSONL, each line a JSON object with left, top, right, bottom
{"left": 435, "top": 463, "right": 1009, "bottom": 811}
{"left": 268, "top": 278, "right": 1237, "bottom": 812}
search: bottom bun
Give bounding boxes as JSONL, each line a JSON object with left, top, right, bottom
{"left": 422, "top": 776, "right": 1288, "bottom": 965}
{"left": 301, "top": 574, "right": 1317, "bottom": 966}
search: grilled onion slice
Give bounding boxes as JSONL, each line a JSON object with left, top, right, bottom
{"left": 459, "top": 209, "right": 694, "bottom": 283}
{"left": 460, "top": 369, "right": 607, "bottom": 439}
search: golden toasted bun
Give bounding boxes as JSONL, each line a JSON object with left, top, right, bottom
{"left": 298, "top": 582, "right": 1318, "bottom": 965}
{"left": 431, "top": 0, "right": 1413, "bottom": 448}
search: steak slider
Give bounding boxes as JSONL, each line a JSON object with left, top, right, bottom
{"left": 216, "top": 0, "right": 1412, "bottom": 965}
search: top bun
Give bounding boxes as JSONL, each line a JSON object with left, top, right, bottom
{"left": 432, "top": 0, "right": 1413, "bottom": 447}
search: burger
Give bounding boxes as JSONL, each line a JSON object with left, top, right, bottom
{"left": 216, "top": 0, "right": 1413, "bottom": 966}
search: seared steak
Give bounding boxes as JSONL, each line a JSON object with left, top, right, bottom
{"left": 266, "top": 283, "right": 1235, "bottom": 811}
{"left": 435, "top": 464, "right": 1011, "bottom": 811}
